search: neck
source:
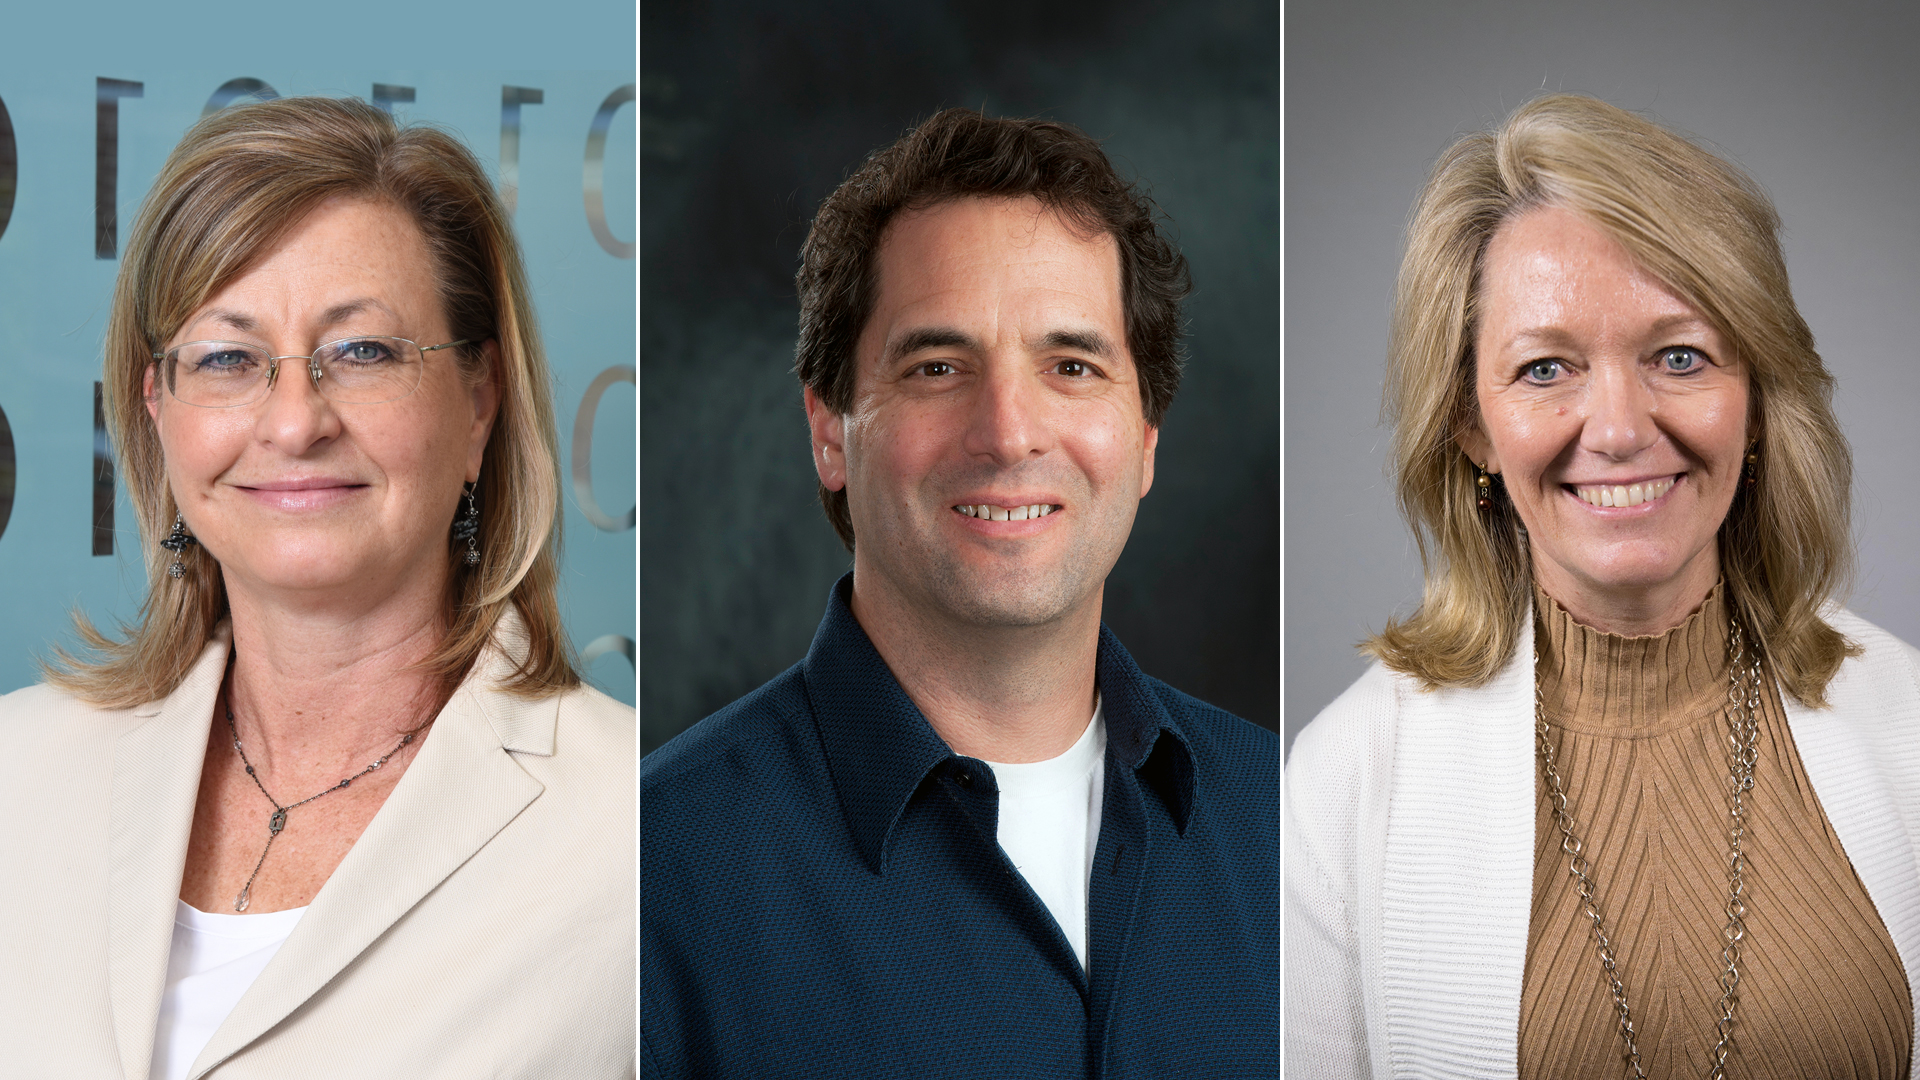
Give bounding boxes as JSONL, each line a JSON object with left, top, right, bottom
{"left": 221, "top": 569, "right": 453, "bottom": 783}
{"left": 1531, "top": 548, "right": 1721, "bottom": 638}
{"left": 848, "top": 571, "right": 1101, "bottom": 765}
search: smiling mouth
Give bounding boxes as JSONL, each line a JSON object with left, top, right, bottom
{"left": 1570, "top": 476, "right": 1677, "bottom": 508}
{"left": 238, "top": 479, "right": 365, "bottom": 492}
{"left": 953, "top": 503, "right": 1059, "bottom": 521}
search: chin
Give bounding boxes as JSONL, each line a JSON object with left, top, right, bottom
{"left": 926, "top": 564, "right": 1085, "bottom": 629}
{"left": 233, "top": 562, "right": 365, "bottom": 594}
{"left": 1570, "top": 552, "right": 1711, "bottom": 596}
{"left": 220, "top": 539, "right": 399, "bottom": 593}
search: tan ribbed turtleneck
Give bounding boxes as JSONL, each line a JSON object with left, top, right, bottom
{"left": 1520, "top": 584, "right": 1911, "bottom": 1078}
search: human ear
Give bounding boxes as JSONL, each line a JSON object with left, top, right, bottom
{"left": 1455, "top": 423, "right": 1499, "bottom": 475}
{"left": 1138, "top": 423, "right": 1158, "bottom": 499}
{"left": 465, "top": 341, "right": 503, "bottom": 483}
{"left": 803, "top": 386, "right": 847, "bottom": 491}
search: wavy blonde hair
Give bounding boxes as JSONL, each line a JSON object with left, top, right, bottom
{"left": 1364, "top": 93, "right": 1855, "bottom": 706}
{"left": 48, "top": 96, "right": 580, "bottom": 706}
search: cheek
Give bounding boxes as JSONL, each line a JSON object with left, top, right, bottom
{"left": 846, "top": 405, "right": 945, "bottom": 480}
{"left": 157, "top": 410, "right": 248, "bottom": 482}
{"left": 1701, "top": 397, "right": 1750, "bottom": 453}
{"left": 1069, "top": 412, "right": 1141, "bottom": 483}
{"left": 380, "top": 415, "right": 463, "bottom": 486}
{"left": 1659, "top": 386, "right": 1749, "bottom": 474}
{"left": 1482, "top": 403, "right": 1563, "bottom": 476}
{"left": 401, "top": 381, "right": 483, "bottom": 462}
{"left": 1476, "top": 403, "right": 1524, "bottom": 466}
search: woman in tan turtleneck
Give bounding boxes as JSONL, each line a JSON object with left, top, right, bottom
{"left": 1286, "top": 94, "right": 1920, "bottom": 1079}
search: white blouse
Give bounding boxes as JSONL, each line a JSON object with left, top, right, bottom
{"left": 149, "top": 899, "right": 306, "bottom": 1080}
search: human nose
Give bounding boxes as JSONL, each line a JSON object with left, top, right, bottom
{"left": 252, "top": 354, "right": 341, "bottom": 454}
{"left": 1579, "top": 362, "right": 1659, "bottom": 460}
{"left": 962, "top": 363, "right": 1054, "bottom": 467}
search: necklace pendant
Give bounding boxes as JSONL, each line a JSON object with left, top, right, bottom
{"left": 234, "top": 884, "right": 251, "bottom": 912}
{"left": 269, "top": 808, "right": 287, "bottom": 835}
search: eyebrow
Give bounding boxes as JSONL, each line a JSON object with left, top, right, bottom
{"left": 1495, "top": 327, "right": 1578, "bottom": 353}
{"left": 198, "top": 298, "right": 400, "bottom": 338}
{"left": 1038, "top": 328, "right": 1117, "bottom": 360}
{"left": 199, "top": 308, "right": 263, "bottom": 335}
{"left": 1496, "top": 314, "right": 1716, "bottom": 353}
{"left": 883, "top": 326, "right": 1120, "bottom": 364}
{"left": 1645, "top": 314, "right": 1714, "bottom": 337}
{"left": 885, "top": 327, "right": 978, "bottom": 364}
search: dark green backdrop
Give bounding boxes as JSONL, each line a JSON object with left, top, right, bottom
{"left": 641, "top": 0, "right": 1277, "bottom": 754}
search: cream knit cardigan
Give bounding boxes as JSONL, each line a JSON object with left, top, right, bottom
{"left": 1284, "top": 608, "right": 1920, "bottom": 1079}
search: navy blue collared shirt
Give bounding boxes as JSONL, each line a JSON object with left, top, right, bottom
{"left": 642, "top": 576, "right": 1277, "bottom": 1078}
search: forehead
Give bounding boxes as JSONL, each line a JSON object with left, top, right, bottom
{"left": 865, "top": 196, "right": 1124, "bottom": 335}
{"left": 1477, "top": 205, "right": 1702, "bottom": 333}
{"left": 181, "top": 197, "right": 440, "bottom": 336}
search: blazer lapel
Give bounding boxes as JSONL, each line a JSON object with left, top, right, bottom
{"left": 1379, "top": 614, "right": 1535, "bottom": 1079}
{"left": 189, "top": 654, "right": 552, "bottom": 1077}
{"left": 108, "top": 631, "right": 232, "bottom": 1080}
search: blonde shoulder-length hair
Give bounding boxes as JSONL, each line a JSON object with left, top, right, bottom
{"left": 48, "top": 95, "right": 580, "bottom": 706}
{"left": 1365, "top": 93, "right": 1855, "bottom": 707}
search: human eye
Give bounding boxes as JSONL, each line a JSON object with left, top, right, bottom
{"left": 1658, "top": 346, "right": 1708, "bottom": 374}
{"left": 1052, "top": 358, "right": 1098, "bottom": 378}
{"left": 909, "top": 359, "right": 957, "bottom": 378}
{"left": 188, "top": 344, "right": 262, "bottom": 375}
{"left": 1520, "top": 358, "right": 1564, "bottom": 384}
{"left": 326, "top": 338, "right": 402, "bottom": 366}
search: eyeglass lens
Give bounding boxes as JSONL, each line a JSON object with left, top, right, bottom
{"left": 164, "top": 338, "right": 426, "bottom": 407}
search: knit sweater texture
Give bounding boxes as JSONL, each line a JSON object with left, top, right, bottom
{"left": 1522, "top": 584, "right": 1909, "bottom": 1077}
{"left": 1285, "top": 600, "right": 1920, "bottom": 1079}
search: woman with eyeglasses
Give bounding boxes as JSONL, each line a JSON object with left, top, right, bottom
{"left": 0, "top": 97, "right": 633, "bottom": 1077}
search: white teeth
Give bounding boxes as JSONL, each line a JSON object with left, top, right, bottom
{"left": 1575, "top": 477, "right": 1674, "bottom": 508}
{"left": 953, "top": 503, "right": 1057, "bottom": 519}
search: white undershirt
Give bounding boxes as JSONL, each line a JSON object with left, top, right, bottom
{"left": 149, "top": 899, "right": 306, "bottom": 1080}
{"left": 981, "top": 699, "right": 1106, "bottom": 972}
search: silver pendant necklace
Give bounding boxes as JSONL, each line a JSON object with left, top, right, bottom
{"left": 225, "top": 705, "right": 417, "bottom": 912}
{"left": 1535, "top": 616, "right": 1762, "bottom": 1079}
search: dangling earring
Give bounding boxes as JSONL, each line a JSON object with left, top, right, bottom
{"left": 1744, "top": 449, "right": 1759, "bottom": 488}
{"left": 160, "top": 513, "right": 198, "bottom": 579}
{"left": 452, "top": 482, "right": 481, "bottom": 567}
{"left": 1475, "top": 462, "right": 1494, "bottom": 511}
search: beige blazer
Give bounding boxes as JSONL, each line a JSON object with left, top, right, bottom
{"left": 0, "top": 616, "right": 635, "bottom": 1078}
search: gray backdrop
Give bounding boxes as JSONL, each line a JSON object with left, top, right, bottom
{"left": 1287, "top": 0, "right": 1920, "bottom": 752}
{"left": 643, "top": 0, "right": 1278, "bottom": 755}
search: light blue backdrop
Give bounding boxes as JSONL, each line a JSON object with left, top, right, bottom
{"left": 0, "top": 59, "right": 636, "bottom": 703}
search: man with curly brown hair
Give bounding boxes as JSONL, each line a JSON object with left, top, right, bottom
{"left": 642, "top": 109, "right": 1276, "bottom": 1079}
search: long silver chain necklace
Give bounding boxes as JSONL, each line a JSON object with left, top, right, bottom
{"left": 1535, "top": 616, "right": 1763, "bottom": 1080}
{"left": 225, "top": 705, "right": 418, "bottom": 912}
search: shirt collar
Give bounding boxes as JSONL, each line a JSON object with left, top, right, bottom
{"left": 804, "top": 574, "right": 1197, "bottom": 875}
